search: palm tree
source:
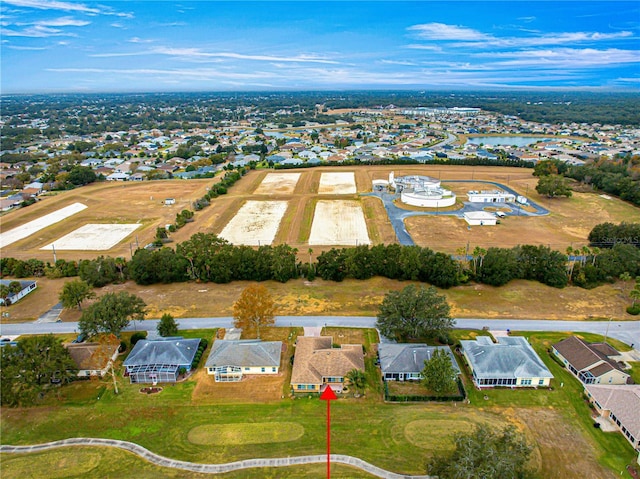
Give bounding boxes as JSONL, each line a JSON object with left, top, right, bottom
{"left": 346, "top": 369, "right": 366, "bottom": 396}
{"left": 580, "top": 245, "right": 591, "bottom": 267}
{"left": 566, "top": 246, "right": 574, "bottom": 277}
{"left": 590, "top": 246, "right": 600, "bottom": 266}
{"left": 631, "top": 277, "right": 640, "bottom": 307}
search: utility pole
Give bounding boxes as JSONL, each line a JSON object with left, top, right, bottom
{"left": 603, "top": 317, "right": 612, "bottom": 345}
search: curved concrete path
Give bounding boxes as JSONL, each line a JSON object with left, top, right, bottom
{"left": 0, "top": 438, "right": 432, "bottom": 478}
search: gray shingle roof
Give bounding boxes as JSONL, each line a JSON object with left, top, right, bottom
{"left": 123, "top": 338, "right": 200, "bottom": 367}
{"left": 205, "top": 340, "right": 282, "bottom": 368}
{"left": 461, "top": 336, "right": 553, "bottom": 380}
{"left": 378, "top": 343, "right": 460, "bottom": 375}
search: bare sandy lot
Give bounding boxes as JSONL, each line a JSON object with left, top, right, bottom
{"left": 0, "top": 180, "right": 211, "bottom": 261}
{"left": 219, "top": 200, "right": 288, "bottom": 246}
{"left": 40, "top": 223, "right": 141, "bottom": 251}
{"left": 318, "top": 172, "right": 357, "bottom": 194}
{"left": 253, "top": 172, "right": 301, "bottom": 195}
{"left": 0, "top": 202, "right": 87, "bottom": 249}
{"left": 308, "top": 200, "right": 371, "bottom": 246}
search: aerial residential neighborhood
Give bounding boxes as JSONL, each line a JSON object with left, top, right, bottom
{"left": 1, "top": 1, "right": 640, "bottom": 479}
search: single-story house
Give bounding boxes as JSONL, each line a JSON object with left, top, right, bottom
{"left": 461, "top": 336, "right": 553, "bottom": 388}
{"left": 0, "top": 279, "right": 37, "bottom": 305}
{"left": 379, "top": 343, "right": 460, "bottom": 381}
{"left": 106, "top": 172, "right": 129, "bottom": 181}
{"left": 585, "top": 384, "right": 640, "bottom": 451}
{"left": 65, "top": 337, "right": 120, "bottom": 377}
{"left": 205, "top": 339, "right": 282, "bottom": 382}
{"left": 463, "top": 211, "right": 497, "bottom": 226}
{"left": 552, "top": 336, "right": 630, "bottom": 385}
{"left": 123, "top": 338, "right": 201, "bottom": 384}
{"left": 290, "top": 336, "right": 364, "bottom": 393}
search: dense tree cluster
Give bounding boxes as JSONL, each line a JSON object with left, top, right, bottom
{"left": 79, "top": 292, "right": 146, "bottom": 338}
{"left": 0, "top": 335, "right": 77, "bottom": 407}
{"left": 588, "top": 222, "right": 640, "bottom": 248}
{"left": 426, "top": 424, "right": 534, "bottom": 479}
{"left": 376, "top": 285, "right": 453, "bottom": 341}
{"left": 316, "top": 244, "right": 462, "bottom": 288}
{"left": 176, "top": 234, "right": 298, "bottom": 283}
{"left": 478, "top": 245, "right": 569, "bottom": 288}
{"left": 0, "top": 257, "right": 45, "bottom": 278}
{"left": 566, "top": 155, "right": 640, "bottom": 206}
{"left": 3, "top": 226, "right": 639, "bottom": 292}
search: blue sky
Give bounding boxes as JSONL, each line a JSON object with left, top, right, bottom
{"left": 1, "top": 1, "right": 638, "bottom": 93}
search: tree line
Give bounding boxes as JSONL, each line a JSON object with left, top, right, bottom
{"left": 535, "top": 156, "right": 640, "bottom": 207}
{"left": 2, "top": 225, "right": 638, "bottom": 290}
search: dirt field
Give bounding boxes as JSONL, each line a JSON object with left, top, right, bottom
{"left": 318, "top": 171, "right": 357, "bottom": 194}
{"left": 0, "top": 180, "right": 212, "bottom": 261}
{"left": 253, "top": 172, "right": 301, "bottom": 195}
{"left": 512, "top": 408, "right": 615, "bottom": 479}
{"left": 5, "top": 165, "right": 631, "bottom": 261}
{"left": 308, "top": 200, "right": 371, "bottom": 246}
{"left": 219, "top": 200, "right": 288, "bottom": 246}
{"left": 0, "top": 202, "right": 87, "bottom": 248}
{"left": 40, "top": 223, "right": 141, "bottom": 250}
{"left": 4, "top": 274, "right": 633, "bottom": 325}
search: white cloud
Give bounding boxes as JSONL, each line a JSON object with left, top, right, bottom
{"left": 478, "top": 48, "right": 640, "bottom": 68}
{"left": 89, "top": 46, "right": 340, "bottom": 64}
{"left": 455, "top": 31, "right": 633, "bottom": 48}
{"left": 5, "top": 44, "right": 48, "bottom": 50}
{"left": 128, "top": 37, "right": 153, "bottom": 44}
{"left": 2, "top": 0, "right": 132, "bottom": 18}
{"left": 2, "top": 25, "right": 74, "bottom": 37}
{"left": 3, "top": 0, "right": 101, "bottom": 14}
{"left": 378, "top": 59, "right": 419, "bottom": 66}
{"left": 18, "top": 16, "right": 90, "bottom": 27}
{"left": 408, "top": 23, "right": 490, "bottom": 41}
{"left": 408, "top": 22, "right": 633, "bottom": 50}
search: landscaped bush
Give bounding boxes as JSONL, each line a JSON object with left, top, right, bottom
{"left": 130, "top": 332, "right": 147, "bottom": 346}
{"left": 627, "top": 305, "right": 640, "bottom": 315}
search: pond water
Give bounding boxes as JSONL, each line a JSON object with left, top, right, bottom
{"left": 466, "top": 136, "right": 552, "bottom": 147}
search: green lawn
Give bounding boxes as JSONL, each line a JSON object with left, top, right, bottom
{"left": 0, "top": 447, "right": 378, "bottom": 479}
{"left": 1, "top": 328, "right": 638, "bottom": 478}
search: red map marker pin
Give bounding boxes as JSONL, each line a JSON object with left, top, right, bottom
{"left": 320, "top": 386, "right": 338, "bottom": 478}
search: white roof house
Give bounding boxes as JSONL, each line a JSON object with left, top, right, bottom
{"left": 205, "top": 339, "right": 282, "bottom": 382}
{"left": 461, "top": 336, "right": 553, "bottom": 388}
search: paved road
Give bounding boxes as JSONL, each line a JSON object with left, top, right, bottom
{"left": 2, "top": 316, "right": 638, "bottom": 352}
{"left": 0, "top": 438, "right": 432, "bottom": 479}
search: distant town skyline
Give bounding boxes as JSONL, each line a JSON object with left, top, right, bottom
{"left": 1, "top": 1, "right": 639, "bottom": 93}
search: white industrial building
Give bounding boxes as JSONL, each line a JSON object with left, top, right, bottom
{"left": 467, "top": 189, "right": 516, "bottom": 203}
{"left": 463, "top": 211, "right": 497, "bottom": 226}
{"left": 389, "top": 172, "right": 456, "bottom": 208}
